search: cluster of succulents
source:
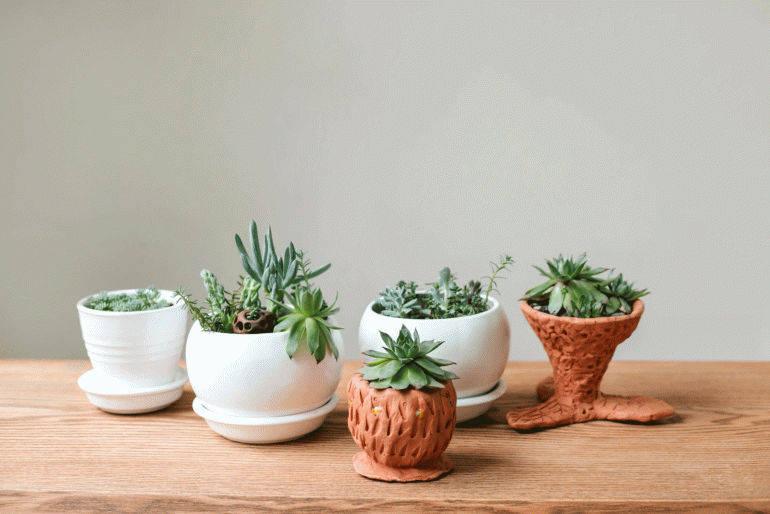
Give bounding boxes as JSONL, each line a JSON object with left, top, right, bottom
{"left": 358, "top": 326, "right": 457, "bottom": 390}
{"left": 373, "top": 256, "right": 513, "bottom": 320}
{"left": 523, "top": 253, "right": 649, "bottom": 318}
{"left": 175, "top": 221, "right": 340, "bottom": 362}
{"left": 84, "top": 286, "right": 169, "bottom": 312}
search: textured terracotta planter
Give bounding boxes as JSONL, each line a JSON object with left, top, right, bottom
{"left": 506, "top": 300, "right": 674, "bottom": 430}
{"left": 347, "top": 374, "right": 456, "bottom": 482}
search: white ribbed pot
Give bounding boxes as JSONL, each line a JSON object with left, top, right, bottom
{"left": 186, "top": 320, "right": 344, "bottom": 418}
{"left": 359, "top": 296, "right": 510, "bottom": 399}
{"left": 76, "top": 289, "right": 187, "bottom": 388}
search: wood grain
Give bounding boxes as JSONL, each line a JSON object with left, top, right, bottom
{"left": 1, "top": 360, "right": 769, "bottom": 513}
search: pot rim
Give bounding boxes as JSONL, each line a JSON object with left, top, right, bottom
{"left": 77, "top": 289, "right": 184, "bottom": 317}
{"left": 520, "top": 299, "right": 644, "bottom": 325}
{"left": 187, "top": 316, "right": 343, "bottom": 342}
{"left": 187, "top": 319, "right": 291, "bottom": 342}
{"left": 363, "top": 295, "right": 502, "bottom": 323}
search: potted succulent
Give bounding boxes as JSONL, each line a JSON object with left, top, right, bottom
{"left": 506, "top": 254, "right": 675, "bottom": 430}
{"left": 76, "top": 286, "right": 188, "bottom": 414}
{"left": 176, "top": 221, "right": 344, "bottom": 443}
{"left": 348, "top": 326, "right": 458, "bottom": 482}
{"left": 358, "top": 256, "right": 512, "bottom": 421}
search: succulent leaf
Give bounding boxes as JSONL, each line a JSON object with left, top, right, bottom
{"left": 363, "top": 350, "right": 393, "bottom": 360}
{"left": 548, "top": 283, "right": 566, "bottom": 315}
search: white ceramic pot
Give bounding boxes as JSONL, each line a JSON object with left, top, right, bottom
{"left": 186, "top": 320, "right": 344, "bottom": 418}
{"left": 359, "top": 297, "right": 510, "bottom": 399}
{"left": 76, "top": 289, "right": 187, "bottom": 388}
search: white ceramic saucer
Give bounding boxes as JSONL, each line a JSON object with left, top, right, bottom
{"left": 192, "top": 393, "right": 339, "bottom": 444}
{"left": 456, "top": 378, "right": 507, "bottom": 423}
{"left": 78, "top": 366, "right": 188, "bottom": 414}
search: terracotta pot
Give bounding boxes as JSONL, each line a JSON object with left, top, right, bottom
{"left": 347, "top": 374, "right": 456, "bottom": 482}
{"left": 506, "top": 300, "right": 674, "bottom": 430}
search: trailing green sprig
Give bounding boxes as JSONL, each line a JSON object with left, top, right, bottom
{"left": 523, "top": 254, "right": 649, "bottom": 318}
{"left": 483, "top": 255, "right": 515, "bottom": 306}
{"left": 357, "top": 326, "right": 458, "bottom": 390}
{"left": 174, "top": 287, "right": 219, "bottom": 332}
{"left": 84, "top": 286, "right": 169, "bottom": 312}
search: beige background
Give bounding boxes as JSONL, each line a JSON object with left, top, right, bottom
{"left": 1, "top": 2, "right": 768, "bottom": 361}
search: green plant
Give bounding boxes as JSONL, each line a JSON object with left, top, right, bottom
{"left": 174, "top": 270, "right": 240, "bottom": 334}
{"left": 84, "top": 286, "right": 169, "bottom": 312}
{"left": 174, "top": 221, "right": 340, "bottom": 361}
{"left": 236, "top": 222, "right": 330, "bottom": 314}
{"left": 273, "top": 289, "right": 341, "bottom": 363}
{"left": 357, "top": 326, "right": 458, "bottom": 390}
{"left": 376, "top": 281, "right": 429, "bottom": 319}
{"left": 523, "top": 253, "right": 649, "bottom": 318}
{"left": 373, "top": 255, "right": 513, "bottom": 320}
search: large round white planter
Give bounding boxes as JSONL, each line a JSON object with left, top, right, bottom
{"left": 359, "top": 297, "right": 510, "bottom": 399}
{"left": 76, "top": 289, "right": 187, "bottom": 388}
{"left": 186, "top": 320, "right": 344, "bottom": 418}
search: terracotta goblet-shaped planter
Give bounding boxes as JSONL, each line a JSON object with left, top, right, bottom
{"left": 506, "top": 300, "right": 674, "bottom": 430}
{"left": 348, "top": 374, "right": 457, "bottom": 482}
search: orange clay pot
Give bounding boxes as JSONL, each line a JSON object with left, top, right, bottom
{"left": 347, "top": 374, "right": 456, "bottom": 482}
{"left": 507, "top": 300, "right": 674, "bottom": 430}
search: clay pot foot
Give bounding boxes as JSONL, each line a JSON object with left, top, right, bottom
{"left": 352, "top": 452, "right": 453, "bottom": 482}
{"left": 535, "top": 374, "right": 557, "bottom": 402}
{"left": 506, "top": 396, "right": 587, "bottom": 429}
{"left": 508, "top": 375, "right": 675, "bottom": 429}
{"left": 593, "top": 393, "right": 675, "bottom": 422}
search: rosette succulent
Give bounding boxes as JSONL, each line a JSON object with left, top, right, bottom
{"left": 523, "top": 253, "right": 649, "bottom": 318}
{"left": 358, "top": 326, "right": 457, "bottom": 390}
{"left": 273, "top": 289, "right": 341, "bottom": 363}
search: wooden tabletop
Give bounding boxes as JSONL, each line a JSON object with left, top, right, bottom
{"left": 1, "top": 360, "right": 768, "bottom": 513}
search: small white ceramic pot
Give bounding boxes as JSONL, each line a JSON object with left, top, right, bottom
{"left": 76, "top": 289, "right": 187, "bottom": 388}
{"left": 185, "top": 319, "right": 344, "bottom": 418}
{"left": 359, "top": 297, "right": 510, "bottom": 399}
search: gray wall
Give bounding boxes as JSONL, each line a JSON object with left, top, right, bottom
{"left": 1, "top": 2, "right": 768, "bottom": 361}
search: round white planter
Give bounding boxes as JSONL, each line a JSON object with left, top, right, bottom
{"left": 76, "top": 289, "right": 187, "bottom": 388}
{"left": 186, "top": 320, "right": 344, "bottom": 418}
{"left": 359, "top": 297, "right": 510, "bottom": 399}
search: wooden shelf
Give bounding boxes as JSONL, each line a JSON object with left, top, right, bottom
{"left": 1, "top": 360, "right": 768, "bottom": 513}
